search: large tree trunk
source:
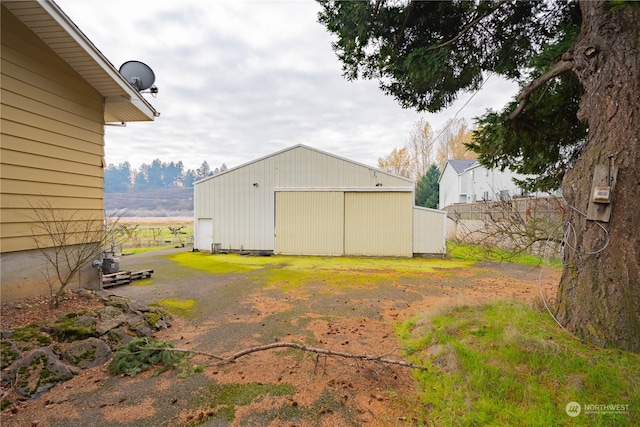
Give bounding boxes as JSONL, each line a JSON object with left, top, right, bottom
{"left": 555, "top": 1, "right": 640, "bottom": 352}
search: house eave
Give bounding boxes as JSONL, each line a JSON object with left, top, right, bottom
{"left": 3, "top": 0, "right": 157, "bottom": 123}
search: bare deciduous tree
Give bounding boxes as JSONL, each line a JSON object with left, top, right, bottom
{"left": 29, "top": 200, "right": 117, "bottom": 307}
{"left": 377, "top": 146, "right": 412, "bottom": 178}
{"left": 447, "top": 196, "right": 566, "bottom": 259}
{"left": 407, "top": 118, "right": 435, "bottom": 180}
{"left": 435, "top": 118, "right": 475, "bottom": 170}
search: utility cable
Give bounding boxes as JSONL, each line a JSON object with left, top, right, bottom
{"left": 537, "top": 196, "right": 610, "bottom": 342}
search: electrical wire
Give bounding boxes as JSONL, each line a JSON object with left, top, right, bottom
{"left": 563, "top": 203, "right": 610, "bottom": 255}
{"left": 537, "top": 197, "right": 611, "bottom": 342}
{"left": 430, "top": 73, "right": 495, "bottom": 145}
{"left": 537, "top": 222, "right": 583, "bottom": 342}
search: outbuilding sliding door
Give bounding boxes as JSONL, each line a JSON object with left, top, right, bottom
{"left": 275, "top": 190, "right": 413, "bottom": 257}
{"left": 344, "top": 192, "right": 413, "bottom": 257}
{"left": 274, "top": 191, "right": 344, "bottom": 256}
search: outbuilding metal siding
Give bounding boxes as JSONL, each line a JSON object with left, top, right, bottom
{"left": 194, "top": 145, "right": 414, "bottom": 252}
{"left": 413, "top": 207, "right": 447, "bottom": 255}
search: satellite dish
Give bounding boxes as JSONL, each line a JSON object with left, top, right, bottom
{"left": 119, "top": 60, "right": 156, "bottom": 91}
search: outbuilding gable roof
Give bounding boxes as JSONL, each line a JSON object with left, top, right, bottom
{"left": 2, "top": 0, "right": 157, "bottom": 123}
{"left": 195, "top": 144, "right": 415, "bottom": 185}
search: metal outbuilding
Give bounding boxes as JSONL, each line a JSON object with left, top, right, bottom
{"left": 194, "top": 145, "right": 446, "bottom": 257}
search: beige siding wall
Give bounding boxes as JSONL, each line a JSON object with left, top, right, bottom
{"left": 344, "top": 192, "right": 413, "bottom": 257}
{"left": 194, "top": 145, "right": 414, "bottom": 251}
{"left": 1, "top": 7, "right": 105, "bottom": 254}
{"left": 275, "top": 191, "right": 344, "bottom": 256}
{"left": 413, "top": 207, "right": 446, "bottom": 255}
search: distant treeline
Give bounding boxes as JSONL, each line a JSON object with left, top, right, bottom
{"left": 105, "top": 159, "right": 227, "bottom": 193}
{"left": 105, "top": 187, "right": 193, "bottom": 216}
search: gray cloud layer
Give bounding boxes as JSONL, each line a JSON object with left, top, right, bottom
{"left": 57, "top": 0, "right": 517, "bottom": 171}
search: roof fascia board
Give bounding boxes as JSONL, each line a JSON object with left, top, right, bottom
{"left": 42, "top": 0, "right": 156, "bottom": 120}
{"left": 462, "top": 162, "right": 483, "bottom": 174}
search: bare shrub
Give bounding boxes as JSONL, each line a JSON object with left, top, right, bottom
{"left": 28, "top": 200, "right": 121, "bottom": 307}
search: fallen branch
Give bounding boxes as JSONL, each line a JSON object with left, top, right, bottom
{"left": 145, "top": 347, "right": 227, "bottom": 361}
{"left": 150, "top": 342, "right": 427, "bottom": 371}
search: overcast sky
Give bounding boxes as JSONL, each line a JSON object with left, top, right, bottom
{"left": 56, "top": 0, "right": 519, "bottom": 172}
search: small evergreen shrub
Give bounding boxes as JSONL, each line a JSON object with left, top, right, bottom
{"left": 107, "top": 337, "right": 186, "bottom": 376}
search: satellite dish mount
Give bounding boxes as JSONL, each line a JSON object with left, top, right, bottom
{"left": 119, "top": 60, "right": 157, "bottom": 94}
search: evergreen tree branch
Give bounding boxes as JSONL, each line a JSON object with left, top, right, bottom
{"left": 509, "top": 59, "right": 573, "bottom": 120}
{"left": 426, "top": 0, "right": 509, "bottom": 52}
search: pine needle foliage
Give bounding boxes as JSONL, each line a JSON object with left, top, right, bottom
{"left": 107, "top": 337, "right": 186, "bottom": 377}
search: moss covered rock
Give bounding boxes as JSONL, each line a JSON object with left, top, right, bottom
{"left": 63, "top": 337, "right": 112, "bottom": 369}
{"left": 3, "top": 348, "right": 75, "bottom": 398}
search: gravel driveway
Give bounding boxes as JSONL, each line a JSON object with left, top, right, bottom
{"left": 4, "top": 247, "right": 559, "bottom": 427}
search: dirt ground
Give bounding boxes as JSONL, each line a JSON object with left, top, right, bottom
{"left": 1, "top": 248, "right": 560, "bottom": 427}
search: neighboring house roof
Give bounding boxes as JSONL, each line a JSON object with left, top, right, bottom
{"left": 448, "top": 159, "right": 478, "bottom": 174}
{"left": 438, "top": 159, "right": 478, "bottom": 183}
{"left": 195, "top": 144, "right": 415, "bottom": 185}
{"left": 2, "top": 0, "right": 158, "bottom": 123}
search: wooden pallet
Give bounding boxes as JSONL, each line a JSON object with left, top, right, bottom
{"left": 102, "top": 269, "right": 154, "bottom": 288}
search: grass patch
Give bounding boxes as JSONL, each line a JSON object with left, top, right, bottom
{"left": 398, "top": 301, "right": 640, "bottom": 426}
{"left": 113, "top": 221, "right": 193, "bottom": 251}
{"left": 258, "top": 256, "right": 473, "bottom": 289}
{"left": 169, "top": 253, "right": 473, "bottom": 289}
{"left": 169, "top": 252, "right": 274, "bottom": 274}
{"left": 154, "top": 298, "right": 196, "bottom": 318}
{"left": 448, "top": 242, "right": 563, "bottom": 267}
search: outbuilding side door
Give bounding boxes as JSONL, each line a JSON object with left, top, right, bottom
{"left": 195, "top": 218, "right": 213, "bottom": 252}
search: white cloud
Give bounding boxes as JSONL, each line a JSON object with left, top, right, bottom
{"left": 56, "top": 0, "right": 518, "bottom": 172}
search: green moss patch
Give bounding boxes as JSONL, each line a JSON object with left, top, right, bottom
{"left": 1, "top": 340, "right": 20, "bottom": 369}
{"left": 153, "top": 298, "right": 196, "bottom": 318}
{"left": 132, "top": 278, "right": 154, "bottom": 286}
{"left": 4, "top": 324, "right": 52, "bottom": 350}
{"left": 166, "top": 252, "right": 479, "bottom": 295}
{"left": 200, "top": 382, "right": 296, "bottom": 423}
{"left": 169, "top": 253, "right": 473, "bottom": 289}
{"left": 44, "top": 313, "right": 97, "bottom": 342}
{"left": 255, "top": 256, "right": 473, "bottom": 290}
{"left": 169, "top": 252, "right": 274, "bottom": 274}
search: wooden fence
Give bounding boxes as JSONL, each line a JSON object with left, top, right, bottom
{"left": 443, "top": 196, "right": 565, "bottom": 223}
